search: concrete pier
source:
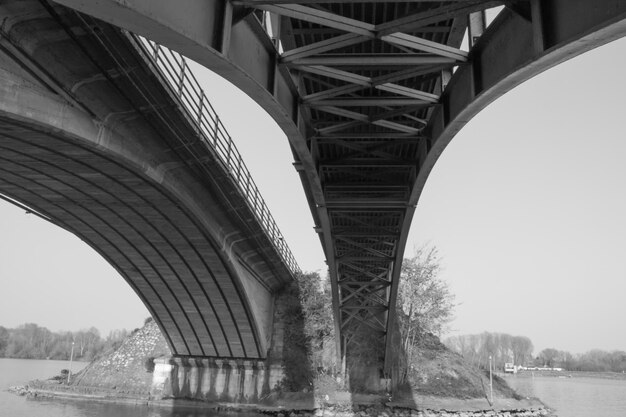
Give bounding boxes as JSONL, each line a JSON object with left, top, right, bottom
{"left": 150, "top": 357, "right": 284, "bottom": 403}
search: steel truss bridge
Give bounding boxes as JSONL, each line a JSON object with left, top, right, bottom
{"left": 43, "top": 0, "right": 626, "bottom": 372}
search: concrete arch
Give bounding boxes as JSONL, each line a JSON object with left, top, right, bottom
{"left": 0, "top": 13, "right": 282, "bottom": 358}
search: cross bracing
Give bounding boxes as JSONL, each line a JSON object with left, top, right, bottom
{"left": 237, "top": 0, "right": 502, "bottom": 370}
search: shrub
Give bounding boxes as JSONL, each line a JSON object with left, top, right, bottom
{"left": 144, "top": 357, "right": 155, "bottom": 373}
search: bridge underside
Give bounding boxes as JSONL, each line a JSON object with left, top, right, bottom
{"left": 51, "top": 0, "right": 626, "bottom": 370}
{"left": 0, "top": 0, "right": 297, "bottom": 359}
{"left": 0, "top": 114, "right": 260, "bottom": 358}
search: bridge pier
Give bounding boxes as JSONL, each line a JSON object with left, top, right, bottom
{"left": 149, "top": 279, "right": 317, "bottom": 402}
{"left": 150, "top": 357, "right": 284, "bottom": 403}
{"left": 149, "top": 282, "right": 301, "bottom": 402}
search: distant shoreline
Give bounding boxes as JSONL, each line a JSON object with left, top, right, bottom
{"left": 0, "top": 357, "right": 89, "bottom": 363}
{"left": 501, "top": 370, "right": 626, "bottom": 381}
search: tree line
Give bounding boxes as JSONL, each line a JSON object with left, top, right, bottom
{"left": 444, "top": 332, "right": 534, "bottom": 371}
{"left": 444, "top": 332, "right": 626, "bottom": 373}
{"left": 534, "top": 347, "right": 626, "bottom": 373}
{"left": 0, "top": 323, "right": 130, "bottom": 361}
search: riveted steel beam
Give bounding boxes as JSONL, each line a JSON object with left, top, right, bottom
{"left": 288, "top": 54, "right": 457, "bottom": 67}
{"left": 376, "top": 1, "right": 502, "bottom": 36}
{"left": 381, "top": 33, "right": 469, "bottom": 61}
{"left": 249, "top": 4, "right": 375, "bottom": 37}
{"left": 305, "top": 97, "right": 433, "bottom": 107}
{"left": 281, "top": 33, "right": 367, "bottom": 62}
{"left": 237, "top": 1, "right": 471, "bottom": 4}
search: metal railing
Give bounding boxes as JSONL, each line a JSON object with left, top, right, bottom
{"left": 127, "top": 34, "right": 300, "bottom": 276}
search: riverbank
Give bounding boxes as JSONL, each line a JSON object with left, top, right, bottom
{"left": 9, "top": 383, "right": 552, "bottom": 417}
{"left": 5, "top": 322, "right": 552, "bottom": 416}
{"left": 10, "top": 369, "right": 552, "bottom": 417}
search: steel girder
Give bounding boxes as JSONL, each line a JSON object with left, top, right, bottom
{"left": 53, "top": 0, "right": 626, "bottom": 371}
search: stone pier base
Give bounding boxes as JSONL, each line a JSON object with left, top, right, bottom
{"left": 150, "top": 357, "right": 284, "bottom": 403}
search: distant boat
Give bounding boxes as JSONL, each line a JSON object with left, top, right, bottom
{"left": 504, "top": 362, "right": 517, "bottom": 374}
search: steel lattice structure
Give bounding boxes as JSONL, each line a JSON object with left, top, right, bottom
{"left": 238, "top": 1, "right": 501, "bottom": 369}
{"left": 52, "top": 0, "right": 626, "bottom": 372}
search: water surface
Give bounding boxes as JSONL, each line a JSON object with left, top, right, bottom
{"left": 0, "top": 358, "right": 235, "bottom": 416}
{"left": 4, "top": 359, "right": 626, "bottom": 416}
{"left": 504, "top": 373, "right": 626, "bottom": 417}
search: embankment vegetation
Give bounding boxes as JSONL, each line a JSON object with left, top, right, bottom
{"left": 291, "top": 244, "right": 458, "bottom": 375}
{"left": 293, "top": 244, "right": 468, "bottom": 394}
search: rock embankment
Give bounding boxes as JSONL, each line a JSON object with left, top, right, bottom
{"left": 306, "top": 408, "right": 552, "bottom": 417}
{"left": 229, "top": 405, "right": 553, "bottom": 417}
{"left": 7, "top": 385, "right": 29, "bottom": 396}
{"left": 24, "top": 319, "right": 170, "bottom": 400}
{"left": 69, "top": 319, "right": 170, "bottom": 395}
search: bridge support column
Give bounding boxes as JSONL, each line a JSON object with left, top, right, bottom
{"left": 150, "top": 357, "right": 284, "bottom": 403}
{"left": 227, "top": 360, "right": 242, "bottom": 400}
{"left": 213, "top": 359, "right": 228, "bottom": 397}
{"left": 151, "top": 358, "right": 175, "bottom": 398}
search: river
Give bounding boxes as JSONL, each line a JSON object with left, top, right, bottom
{"left": 503, "top": 373, "right": 626, "bottom": 417}
{"left": 0, "top": 358, "right": 246, "bottom": 417}
{"left": 3, "top": 359, "right": 626, "bottom": 416}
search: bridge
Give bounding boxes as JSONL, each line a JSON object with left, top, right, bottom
{"left": 53, "top": 0, "right": 626, "bottom": 374}
{"left": 1, "top": 0, "right": 626, "bottom": 394}
{"left": 0, "top": 0, "right": 299, "bottom": 366}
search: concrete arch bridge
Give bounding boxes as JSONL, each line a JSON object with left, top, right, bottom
{"left": 0, "top": 0, "right": 299, "bottom": 369}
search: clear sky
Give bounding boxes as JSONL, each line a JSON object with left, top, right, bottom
{"left": 0, "top": 28, "right": 624, "bottom": 355}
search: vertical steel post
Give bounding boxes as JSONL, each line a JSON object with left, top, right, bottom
{"left": 489, "top": 355, "right": 493, "bottom": 404}
{"left": 341, "top": 335, "right": 347, "bottom": 387}
{"left": 197, "top": 92, "right": 204, "bottom": 129}
{"left": 68, "top": 340, "right": 75, "bottom": 383}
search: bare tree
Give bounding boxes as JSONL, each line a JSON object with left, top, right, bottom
{"left": 398, "top": 245, "right": 455, "bottom": 358}
{"left": 446, "top": 332, "right": 534, "bottom": 369}
{"left": 511, "top": 335, "right": 533, "bottom": 366}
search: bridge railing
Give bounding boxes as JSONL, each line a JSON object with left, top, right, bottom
{"left": 127, "top": 34, "right": 301, "bottom": 276}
